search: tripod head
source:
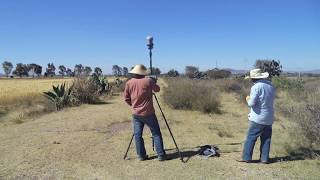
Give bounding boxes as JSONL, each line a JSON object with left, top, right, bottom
{"left": 146, "top": 36, "right": 154, "bottom": 75}
{"left": 146, "top": 36, "right": 154, "bottom": 50}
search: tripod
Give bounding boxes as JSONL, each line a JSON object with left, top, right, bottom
{"left": 123, "top": 36, "right": 184, "bottom": 162}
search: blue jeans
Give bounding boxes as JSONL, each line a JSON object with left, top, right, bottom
{"left": 242, "top": 121, "right": 272, "bottom": 162}
{"left": 133, "top": 113, "right": 165, "bottom": 158}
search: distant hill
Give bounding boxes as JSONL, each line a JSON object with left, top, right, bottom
{"left": 285, "top": 69, "right": 320, "bottom": 75}
{"left": 303, "top": 69, "right": 320, "bottom": 74}
{"left": 223, "top": 68, "right": 247, "bottom": 75}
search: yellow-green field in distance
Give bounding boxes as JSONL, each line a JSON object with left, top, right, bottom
{"left": 0, "top": 78, "right": 73, "bottom": 106}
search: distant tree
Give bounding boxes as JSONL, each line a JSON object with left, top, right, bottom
{"left": 46, "top": 63, "right": 56, "bottom": 77}
{"left": 254, "top": 59, "right": 282, "bottom": 78}
{"left": 13, "top": 63, "right": 29, "bottom": 77}
{"left": 150, "top": 67, "right": 161, "bottom": 76}
{"left": 2, "top": 61, "right": 13, "bottom": 77}
{"left": 167, "top": 69, "right": 179, "bottom": 77}
{"left": 94, "top": 67, "right": 103, "bottom": 77}
{"left": 58, "top": 65, "right": 67, "bottom": 76}
{"left": 83, "top": 66, "right": 92, "bottom": 76}
{"left": 34, "top": 64, "right": 42, "bottom": 77}
{"left": 122, "top": 67, "right": 128, "bottom": 77}
{"left": 185, "top": 66, "right": 199, "bottom": 78}
{"left": 206, "top": 68, "right": 231, "bottom": 79}
{"left": 28, "top": 63, "right": 39, "bottom": 77}
{"left": 74, "top": 64, "right": 83, "bottom": 76}
{"left": 112, "top": 65, "right": 122, "bottom": 76}
{"left": 66, "top": 68, "right": 74, "bottom": 77}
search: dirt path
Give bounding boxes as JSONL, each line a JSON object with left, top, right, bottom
{"left": 0, "top": 81, "right": 319, "bottom": 179}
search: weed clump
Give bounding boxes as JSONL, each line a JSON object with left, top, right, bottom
{"left": 70, "top": 78, "right": 101, "bottom": 105}
{"left": 163, "top": 78, "right": 221, "bottom": 113}
{"left": 276, "top": 77, "right": 320, "bottom": 148}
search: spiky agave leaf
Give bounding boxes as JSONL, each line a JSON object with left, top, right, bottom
{"left": 60, "top": 83, "right": 66, "bottom": 97}
{"left": 43, "top": 91, "right": 58, "bottom": 102}
{"left": 61, "top": 83, "right": 74, "bottom": 106}
{"left": 52, "top": 85, "right": 60, "bottom": 97}
{"left": 67, "top": 83, "right": 74, "bottom": 95}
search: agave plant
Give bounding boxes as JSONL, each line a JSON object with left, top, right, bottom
{"left": 43, "top": 83, "right": 73, "bottom": 111}
{"left": 89, "top": 73, "right": 108, "bottom": 94}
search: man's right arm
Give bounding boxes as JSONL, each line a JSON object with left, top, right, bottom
{"left": 247, "top": 85, "right": 259, "bottom": 107}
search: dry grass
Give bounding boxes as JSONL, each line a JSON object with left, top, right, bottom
{"left": 276, "top": 77, "right": 320, "bottom": 149}
{"left": 0, "top": 78, "right": 73, "bottom": 106}
{"left": 0, "top": 78, "right": 319, "bottom": 179}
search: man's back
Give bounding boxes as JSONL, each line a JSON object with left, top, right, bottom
{"left": 248, "top": 79, "right": 275, "bottom": 125}
{"left": 124, "top": 77, "right": 160, "bottom": 116}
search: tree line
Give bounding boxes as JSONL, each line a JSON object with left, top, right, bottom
{"left": 1, "top": 61, "right": 134, "bottom": 78}
{"left": 1, "top": 61, "right": 105, "bottom": 78}
{"left": 1, "top": 59, "right": 281, "bottom": 79}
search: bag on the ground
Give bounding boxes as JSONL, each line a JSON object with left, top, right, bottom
{"left": 198, "top": 145, "right": 220, "bottom": 159}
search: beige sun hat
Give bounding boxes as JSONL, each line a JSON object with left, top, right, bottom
{"left": 245, "top": 68, "right": 269, "bottom": 79}
{"left": 129, "top": 64, "right": 149, "bottom": 76}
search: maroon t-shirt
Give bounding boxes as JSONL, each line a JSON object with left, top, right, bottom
{"left": 124, "top": 77, "right": 160, "bottom": 116}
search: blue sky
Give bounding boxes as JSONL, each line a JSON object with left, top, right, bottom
{"left": 0, "top": 0, "right": 319, "bottom": 74}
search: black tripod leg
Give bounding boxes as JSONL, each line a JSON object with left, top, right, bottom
{"left": 123, "top": 133, "right": 134, "bottom": 160}
{"left": 152, "top": 137, "right": 155, "bottom": 152}
{"left": 153, "top": 94, "right": 185, "bottom": 162}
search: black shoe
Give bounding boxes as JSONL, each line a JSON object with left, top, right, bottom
{"left": 138, "top": 155, "right": 148, "bottom": 161}
{"left": 158, "top": 155, "right": 166, "bottom": 161}
{"left": 260, "top": 160, "right": 269, "bottom": 164}
{"left": 236, "top": 159, "right": 251, "bottom": 163}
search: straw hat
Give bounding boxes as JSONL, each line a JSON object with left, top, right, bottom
{"left": 129, "top": 64, "right": 149, "bottom": 76}
{"left": 245, "top": 69, "right": 269, "bottom": 79}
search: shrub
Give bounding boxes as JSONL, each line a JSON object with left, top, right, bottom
{"left": 163, "top": 78, "right": 221, "bottom": 113}
{"left": 277, "top": 79, "right": 320, "bottom": 148}
{"left": 215, "top": 79, "right": 250, "bottom": 104}
{"left": 272, "top": 76, "right": 304, "bottom": 91}
{"left": 108, "top": 78, "right": 126, "bottom": 95}
{"left": 185, "top": 66, "right": 199, "bottom": 78}
{"left": 167, "top": 69, "right": 179, "bottom": 77}
{"left": 206, "top": 69, "right": 231, "bottom": 79}
{"left": 89, "top": 74, "right": 108, "bottom": 94}
{"left": 215, "top": 79, "right": 243, "bottom": 93}
{"left": 71, "top": 78, "right": 100, "bottom": 104}
{"left": 288, "top": 102, "right": 320, "bottom": 146}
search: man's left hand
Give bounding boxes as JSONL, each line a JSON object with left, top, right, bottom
{"left": 149, "top": 75, "right": 158, "bottom": 83}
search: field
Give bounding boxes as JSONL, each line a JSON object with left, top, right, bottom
{"left": 0, "top": 78, "right": 73, "bottom": 106}
{"left": 0, "top": 77, "right": 319, "bottom": 179}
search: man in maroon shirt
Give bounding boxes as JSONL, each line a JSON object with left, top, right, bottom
{"left": 124, "top": 64, "right": 166, "bottom": 161}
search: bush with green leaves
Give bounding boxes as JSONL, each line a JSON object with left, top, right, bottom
{"left": 272, "top": 76, "right": 304, "bottom": 91}
{"left": 43, "top": 83, "right": 73, "bottom": 111}
{"left": 255, "top": 59, "right": 282, "bottom": 78}
{"left": 89, "top": 74, "right": 108, "bottom": 94}
{"left": 167, "top": 69, "right": 179, "bottom": 77}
